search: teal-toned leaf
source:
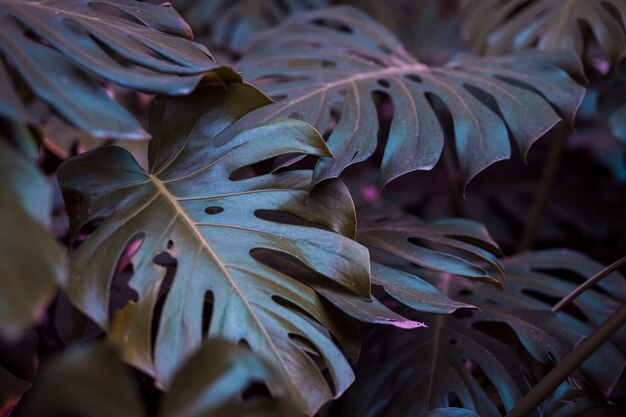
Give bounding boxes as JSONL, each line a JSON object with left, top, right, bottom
{"left": 168, "top": 0, "right": 329, "bottom": 55}
{"left": 461, "top": 0, "right": 626, "bottom": 67}
{"left": 237, "top": 6, "right": 585, "bottom": 187}
{"left": 0, "top": 0, "right": 240, "bottom": 139}
{"left": 357, "top": 206, "right": 504, "bottom": 300}
{"left": 0, "top": 140, "right": 65, "bottom": 337}
{"left": 58, "top": 82, "right": 400, "bottom": 415}
{"left": 343, "top": 250, "right": 626, "bottom": 417}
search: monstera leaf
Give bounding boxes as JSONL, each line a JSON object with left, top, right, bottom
{"left": 57, "top": 82, "right": 424, "bottom": 415}
{"left": 343, "top": 250, "right": 626, "bottom": 417}
{"left": 0, "top": 140, "right": 65, "bottom": 336}
{"left": 0, "top": 0, "right": 240, "bottom": 139}
{"left": 237, "top": 6, "right": 585, "bottom": 187}
{"left": 357, "top": 206, "right": 504, "bottom": 311}
{"left": 26, "top": 339, "right": 296, "bottom": 417}
{"left": 168, "top": 0, "right": 329, "bottom": 55}
{"left": 461, "top": 0, "right": 626, "bottom": 66}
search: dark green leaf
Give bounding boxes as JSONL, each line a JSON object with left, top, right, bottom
{"left": 343, "top": 250, "right": 626, "bottom": 417}
{"left": 0, "top": 0, "right": 240, "bottom": 139}
{"left": 169, "top": 0, "right": 330, "bottom": 55}
{"left": 27, "top": 339, "right": 295, "bottom": 417}
{"left": 0, "top": 140, "right": 64, "bottom": 337}
{"left": 0, "top": 332, "right": 38, "bottom": 416}
{"left": 57, "top": 82, "right": 409, "bottom": 415}
{"left": 461, "top": 0, "right": 626, "bottom": 66}
{"left": 237, "top": 6, "right": 585, "bottom": 187}
{"left": 357, "top": 205, "right": 504, "bottom": 295}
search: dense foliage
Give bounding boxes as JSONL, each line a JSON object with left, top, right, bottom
{"left": 1, "top": 1, "right": 626, "bottom": 416}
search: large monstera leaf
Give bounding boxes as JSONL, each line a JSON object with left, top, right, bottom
{"left": 0, "top": 0, "right": 240, "bottom": 139}
{"left": 237, "top": 6, "right": 585, "bottom": 187}
{"left": 26, "top": 339, "right": 296, "bottom": 417}
{"left": 343, "top": 250, "right": 626, "bottom": 417}
{"left": 461, "top": 0, "right": 626, "bottom": 66}
{"left": 57, "top": 82, "right": 411, "bottom": 415}
{"left": 0, "top": 140, "right": 65, "bottom": 337}
{"left": 168, "top": 0, "right": 329, "bottom": 56}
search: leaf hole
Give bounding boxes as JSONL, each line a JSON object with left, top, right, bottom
{"left": 201, "top": 291, "right": 214, "bottom": 339}
{"left": 311, "top": 18, "right": 353, "bottom": 34}
{"left": 377, "top": 78, "right": 391, "bottom": 88}
{"left": 405, "top": 74, "right": 423, "bottom": 83}
{"left": 166, "top": 239, "right": 174, "bottom": 249}
{"left": 204, "top": 206, "right": 224, "bottom": 215}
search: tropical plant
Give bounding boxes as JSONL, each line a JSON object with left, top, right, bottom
{"left": 1, "top": 1, "right": 626, "bottom": 417}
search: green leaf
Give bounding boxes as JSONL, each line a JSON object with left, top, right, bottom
{"left": 169, "top": 0, "right": 330, "bottom": 55}
{"left": 58, "top": 82, "right": 390, "bottom": 415}
{"left": 0, "top": 140, "right": 65, "bottom": 337}
{"left": 26, "top": 339, "right": 295, "bottom": 417}
{"left": 357, "top": 206, "right": 504, "bottom": 294}
{"left": 237, "top": 6, "right": 585, "bottom": 187}
{"left": 343, "top": 250, "right": 626, "bottom": 417}
{"left": 0, "top": 0, "right": 240, "bottom": 139}
{"left": 461, "top": 0, "right": 626, "bottom": 66}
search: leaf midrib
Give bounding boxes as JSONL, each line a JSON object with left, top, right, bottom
{"left": 148, "top": 174, "right": 290, "bottom": 378}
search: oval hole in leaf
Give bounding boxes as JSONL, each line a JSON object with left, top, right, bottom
{"left": 204, "top": 206, "right": 224, "bottom": 215}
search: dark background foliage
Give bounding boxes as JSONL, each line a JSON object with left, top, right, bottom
{"left": 1, "top": 1, "right": 626, "bottom": 417}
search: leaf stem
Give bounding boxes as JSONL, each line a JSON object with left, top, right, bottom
{"left": 505, "top": 302, "right": 626, "bottom": 417}
{"left": 517, "top": 124, "right": 567, "bottom": 252}
{"left": 552, "top": 256, "right": 626, "bottom": 313}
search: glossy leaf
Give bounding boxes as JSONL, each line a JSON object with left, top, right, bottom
{"left": 237, "top": 6, "right": 585, "bottom": 187}
{"left": 57, "top": 82, "right": 414, "bottom": 415}
{"left": 0, "top": 0, "right": 240, "bottom": 139}
{"left": 169, "top": 0, "right": 329, "bottom": 55}
{"left": 357, "top": 206, "right": 504, "bottom": 302}
{"left": 343, "top": 250, "right": 626, "bottom": 417}
{"left": 0, "top": 140, "right": 65, "bottom": 337}
{"left": 461, "top": 0, "right": 626, "bottom": 66}
{"left": 26, "top": 339, "right": 296, "bottom": 417}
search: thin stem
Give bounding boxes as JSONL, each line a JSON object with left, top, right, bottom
{"left": 506, "top": 302, "right": 626, "bottom": 417}
{"left": 552, "top": 256, "right": 626, "bottom": 313}
{"left": 517, "top": 124, "right": 567, "bottom": 252}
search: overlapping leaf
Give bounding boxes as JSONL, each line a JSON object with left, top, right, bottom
{"left": 57, "top": 82, "right": 423, "bottom": 415}
{"left": 0, "top": 140, "right": 64, "bottom": 337}
{"left": 26, "top": 339, "right": 297, "bottom": 417}
{"left": 237, "top": 6, "right": 585, "bottom": 187}
{"left": 168, "top": 0, "right": 329, "bottom": 56}
{"left": 461, "top": 0, "right": 626, "bottom": 66}
{"left": 0, "top": 0, "right": 240, "bottom": 139}
{"left": 343, "top": 250, "right": 626, "bottom": 417}
{"left": 357, "top": 206, "right": 504, "bottom": 312}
